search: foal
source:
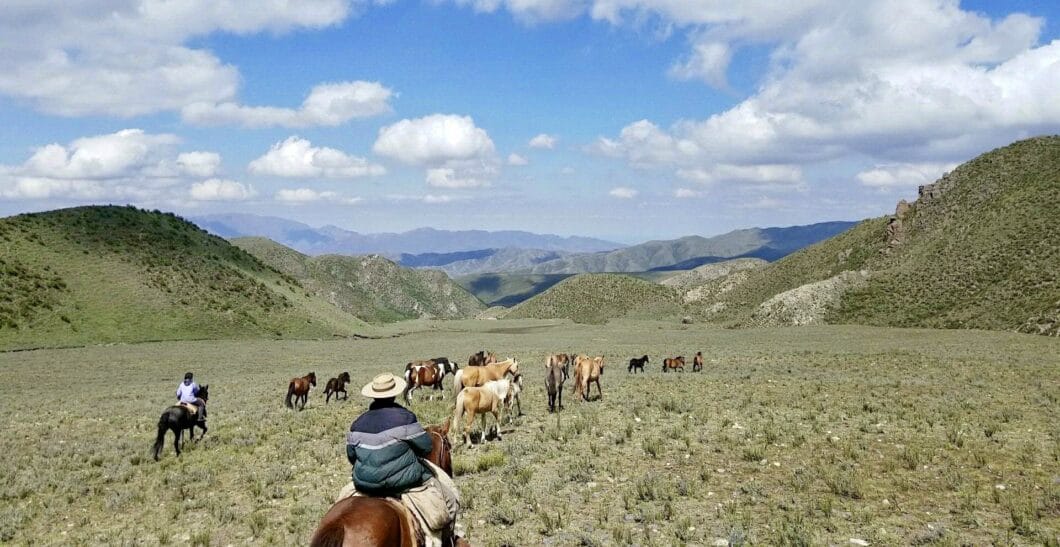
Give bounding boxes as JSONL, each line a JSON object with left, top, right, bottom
{"left": 628, "top": 355, "right": 649, "bottom": 373}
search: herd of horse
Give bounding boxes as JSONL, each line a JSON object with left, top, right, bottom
{"left": 151, "top": 347, "right": 706, "bottom": 545}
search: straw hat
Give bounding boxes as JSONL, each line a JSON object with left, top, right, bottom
{"left": 361, "top": 373, "right": 406, "bottom": 399}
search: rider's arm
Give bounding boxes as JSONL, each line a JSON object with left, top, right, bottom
{"left": 405, "top": 423, "right": 433, "bottom": 456}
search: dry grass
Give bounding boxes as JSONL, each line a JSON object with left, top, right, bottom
{"left": 0, "top": 320, "right": 1057, "bottom": 545}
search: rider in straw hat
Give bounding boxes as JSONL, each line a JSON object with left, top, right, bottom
{"left": 344, "top": 373, "right": 433, "bottom": 496}
{"left": 340, "top": 372, "right": 462, "bottom": 546}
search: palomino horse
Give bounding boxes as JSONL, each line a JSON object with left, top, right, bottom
{"left": 452, "top": 358, "right": 519, "bottom": 397}
{"left": 286, "top": 372, "right": 317, "bottom": 410}
{"left": 403, "top": 358, "right": 454, "bottom": 404}
{"left": 153, "top": 385, "right": 210, "bottom": 461}
{"left": 310, "top": 421, "right": 466, "bottom": 547}
{"left": 325, "top": 372, "right": 351, "bottom": 403}
{"left": 545, "top": 354, "right": 571, "bottom": 413}
{"left": 662, "top": 357, "right": 685, "bottom": 373}
{"left": 452, "top": 378, "right": 518, "bottom": 445}
{"left": 692, "top": 352, "right": 704, "bottom": 372}
{"left": 628, "top": 355, "right": 649, "bottom": 373}
{"left": 573, "top": 355, "right": 605, "bottom": 401}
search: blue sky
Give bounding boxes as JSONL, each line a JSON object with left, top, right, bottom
{"left": 1, "top": 1, "right": 1059, "bottom": 242}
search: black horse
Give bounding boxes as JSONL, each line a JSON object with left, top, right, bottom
{"left": 628, "top": 355, "right": 649, "bottom": 373}
{"left": 153, "top": 385, "right": 209, "bottom": 461}
{"left": 325, "top": 372, "right": 351, "bottom": 403}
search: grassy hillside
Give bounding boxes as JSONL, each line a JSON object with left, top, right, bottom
{"left": 456, "top": 273, "right": 574, "bottom": 307}
{"left": 835, "top": 137, "right": 1060, "bottom": 333}
{"left": 0, "top": 206, "right": 365, "bottom": 350}
{"left": 504, "top": 273, "right": 683, "bottom": 323}
{"left": 234, "top": 237, "right": 485, "bottom": 322}
{"left": 700, "top": 136, "right": 1060, "bottom": 334}
{"left": 524, "top": 221, "right": 855, "bottom": 274}
{"left": 661, "top": 258, "right": 768, "bottom": 291}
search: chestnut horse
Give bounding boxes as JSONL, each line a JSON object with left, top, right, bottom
{"left": 403, "top": 358, "right": 454, "bottom": 404}
{"left": 451, "top": 359, "right": 519, "bottom": 397}
{"left": 662, "top": 357, "right": 685, "bottom": 373}
{"left": 325, "top": 372, "right": 351, "bottom": 403}
{"left": 286, "top": 372, "right": 317, "bottom": 410}
{"left": 573, "top": 355, "right": 604, "bottom": 401}
{"left": 310, "top": 421, "right": 465, "bottom": 547}
{"left": 692, "top": 352, "right": 704, "bottom": 372}
{"left": 628, "top": 355, "right": 649, "bottom": 373}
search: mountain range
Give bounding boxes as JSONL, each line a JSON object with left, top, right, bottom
{"left": 192, "top": 213, "right": 622, "bottom": 256}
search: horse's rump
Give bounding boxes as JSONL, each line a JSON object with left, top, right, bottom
{"left": 311, "top": 496, "right": 417, "bottom": 547}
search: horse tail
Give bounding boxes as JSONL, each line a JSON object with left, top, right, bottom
{"left": 452, "top": 369, "right": 464, "bottom": 399}
{"left": 285, "top": 382, "right": 294, "bottom": 408}
{"left": 452, "top": 391, "right": 466, "bottom": 436}
{"left": 152, "top": 415, "right": 167, "bottom": 461}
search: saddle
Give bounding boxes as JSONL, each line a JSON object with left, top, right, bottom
{"left": 179, "top": 403, "right": 201, "bottom": 416}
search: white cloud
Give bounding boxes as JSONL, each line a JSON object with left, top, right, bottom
{"left": 451, "top": 0, "right": 586, "bottom": 22}
{"left": 374, "top": 114, "right": 495, "bottom": 165}
{"left": 529, "top": 133, "right": 557, "bottom": 149}
{"left": 248, "top": 137, "right": 385, "bottom": 178}
{"left": 177, "top": 152, "right": 222, "bottom": 177}
{"left": 669, "top": 40, "right": 732, "bottom": 89}
{"left": 182, "top": 81, "right": 394, "bottom": 128}
{"left": 0, "top": 1, "right": 357, "bottom": 116}
{"left": 189, "top": 179, "right": 256, "bottom": 201}
{"left": 856, "top": 162, "right": 958, "bottom": 189}
{"left": 507, "top": 153, "right": 529, "bottom": 166}
{"left": 423, "top": 194, "right": 456, "bottom": 204}
{"left": 373, "top": 114, "right": 499, "bottom": 188}
{"left": 0, "top": 129, "right": 237, "bottom": 205}
{"left": 608, "top": 187, "right": 638, "bottom": 199}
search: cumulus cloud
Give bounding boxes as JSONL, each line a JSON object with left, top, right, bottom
{"left": 856, "top": 162, "right": 958, "bottom": 189}
{"left": 0, "top": 1, "right": 358, "bottom": 116}
{"left": 373, "top": 114, "right": 499, "bottom": 188}
{"left": 528, "top": 133, "right": 557, "bottom": 149}
{"left": 273, "top": 187, "right": 361, "bottom": 204}
{"left": 189, "top": 179, "right": 256, "bottom": 201}
{"left": 374, "top": 114, "right": 495, "bottom": 165}
{"left": 507, "top": 153, "right": 529, "bottom": 166}
{"left": 0, "top": 128, "right": 238, "bottom": 204}
{"left": 248, "top": 137, "right": 385, "bottom": 179}
{"left": 452, "top": 1, "right": 1059, "bottom": 194}
{"left": 182, "top": 81, "right": 394, "bottom": 128}
{"left": 609, "top": 187, "right": 638, "bottom": 199}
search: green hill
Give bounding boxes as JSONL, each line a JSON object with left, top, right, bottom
{"left": 233, "top": 237, "right": 485, "bottom": 322}
{"left": 504, "top": 273, "right": 683, "bottom": 324}
{"left": 0, "top": 206, "right": 366, "bottom": 350}
{"left": 455, "top": 273, "right": 574, "bottom": 307}
{"left": 699, "top": 136, "right": 1060, "bottom": 335}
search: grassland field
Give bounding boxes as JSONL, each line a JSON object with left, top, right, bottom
{"left": 1, "top": 320, "right": 1058, "bottom": 546}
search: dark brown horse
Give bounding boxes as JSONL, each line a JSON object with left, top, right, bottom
{"left": 325, "top": 372, "right": 351, "bottom": 403}
{"left": 545, "top": 354, "right": 570, "bottom": 413}
{"left": 153, "top": 385, "right": 209, "bottom": 461}
{"left": 662, "top": 357, "right": 685, "bottom": 373}
{"left": 628, "top": 355, "right": 649, "bottom": 373}
{"left": 310, "top": 420, "right": 465, "bottom": 547}
{"left": 692, "top": 352, "right": 704, "bottom": 372}
{"left": 286, "top": 372, "right": 317, "bottom": 410}
{"left": 467, "top": 351, "right": 497, "bottom": 367}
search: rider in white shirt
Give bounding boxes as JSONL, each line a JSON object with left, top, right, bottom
{"left": 176, "top": 372, "right": 206, "bottom": 422}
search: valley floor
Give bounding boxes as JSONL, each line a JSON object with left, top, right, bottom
{"left": 1, "top": 321, "right": 1058, "bottom": 545}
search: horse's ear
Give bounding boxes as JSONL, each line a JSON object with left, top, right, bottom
{"left": 440, "top": 417, "right": 451, "bottom": 436}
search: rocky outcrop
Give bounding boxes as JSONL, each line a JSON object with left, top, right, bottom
{"left": 662, "top": 258, "right": 768, "bottom": 291}
{"left": 750, "top": 270, "right": 870, "bottom": 327}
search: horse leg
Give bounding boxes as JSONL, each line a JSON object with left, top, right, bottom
{"left": 596, "top": 379, "right": 603, "bottom": 400}
{"left": 174, "top": 429, "right": 182, "bottom": 457}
